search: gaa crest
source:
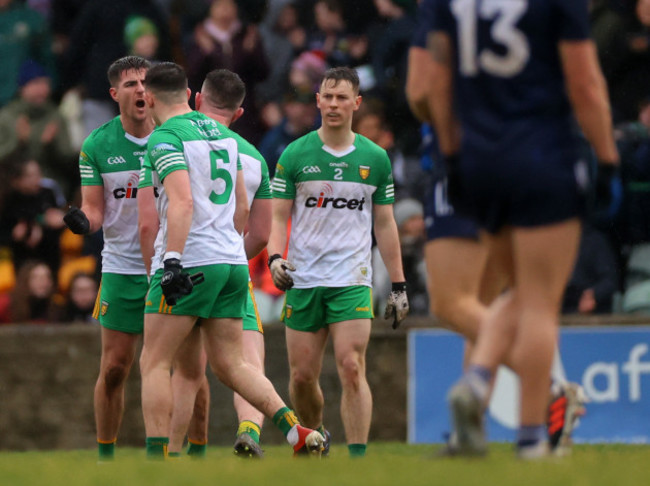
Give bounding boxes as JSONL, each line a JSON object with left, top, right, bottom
{"left": 285, "top": 304, "right": 293, "bottom": 319}
{"left": 100, "top": 301, "right": 109, "bottom": 316}
{"left": 359, "top": 165, "right": 370, "bottom": 180}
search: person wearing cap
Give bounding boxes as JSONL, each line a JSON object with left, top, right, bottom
{"left": 0, "top": 0, "right": 56, "bottom": 108}
{"left": 0, "top": 59, "right": 75, "bottom": 196}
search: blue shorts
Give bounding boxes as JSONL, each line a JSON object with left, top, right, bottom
{"left": 424, "top": 170, "right": 480, "bottom": 241}
{"left": 460, "top": 141, "right": 588, "bottom": 234}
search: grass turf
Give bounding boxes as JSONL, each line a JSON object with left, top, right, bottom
{"left": 0, "top": 443, "right": 647, "bottom": 486}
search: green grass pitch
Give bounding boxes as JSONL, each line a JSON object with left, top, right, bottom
{"left": 0, "top": 442, "right": 647, "bottom": 486}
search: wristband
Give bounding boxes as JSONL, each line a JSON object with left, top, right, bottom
{"left": 164, "top": 251, "right": 182, "bottom": 262}
{"left": 268, "top": 253, "right": 283, "bottom": 268}
{"left": 391, "top": 282, "right": 407, "bottom": 292}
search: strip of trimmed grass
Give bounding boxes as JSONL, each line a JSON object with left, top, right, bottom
{"left": 0, "top": 443, "right": 647, "bottom": 486}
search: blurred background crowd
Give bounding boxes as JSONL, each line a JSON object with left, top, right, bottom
{"left": 1, "top": 0, "right": 650, "bottom": 324}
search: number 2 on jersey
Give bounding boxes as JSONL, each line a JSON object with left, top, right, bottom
{"left": 451, "top": 0, "right": 529, "bottom": 78}
{"left": 209, "top": 150, "right": 233, "bottom": 205}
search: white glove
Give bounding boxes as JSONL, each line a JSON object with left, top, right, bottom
{"left": 268, "top": 253, "right": 296, "bottom": 291}
{"left": 384, "top": 282, "right": 409, "bottom": 329}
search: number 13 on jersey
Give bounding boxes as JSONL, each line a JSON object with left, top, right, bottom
{"left": 451, "top": 0, "right": 530, "bottom": 78}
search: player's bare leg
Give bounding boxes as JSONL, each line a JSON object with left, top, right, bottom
{"left": 202, "top": 317, "right": 324, "bottom": 456}
{"left": 426, "top": 239, "right": 489, "bottom": 342}
{"left": 140, "top": 313, "right": 197, "bottom": 457}
{"left": 285, "top": 327, "right": 329, "bottom": 428}
{"left": 233, "top": 329, "right": 266, "bottom": 457}
{"left": 186, "top": 375, "right": 210, "bottom": 457}
{"left": 169, "top": 325, "right": 207, "bottom": 454}
{"left": 330, "top": 319, "right": 372, "bottom": 457}
{"left": 94, "top": 327, "right": 139, "bottom": 459}
{"left": 509, "top": 220, "right": 580, "bottom": 457}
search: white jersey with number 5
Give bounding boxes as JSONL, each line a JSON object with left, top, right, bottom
{"left": 143, "top": 112, "right": 247, "bottom": 269}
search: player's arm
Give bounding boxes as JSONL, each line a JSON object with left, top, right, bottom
{"left": 406, "top": 45, "right": 434, "bottom": 123}
{"left": 78, "top": 185, "right": 104, "bottom": 233}
{"left": 560, "top": 40, "right": 619, "bottom": 165}
{"left": 137, "top": 186, "right": 159, "bottom": 277}
{"left": 427, "top": 31, "right": 460, "bottom": 156}
{"left": 267, "top": 197, "right": 295, "bottom": 290}
{"left": 267, "top": 198, "right": 292, "bottom": 257}
{"left": 244, "top": 198, "right": 271, "bottom": 259}
{"left": 162, "top": 169, "right": 193, "bottom": 254}
{"left": 374, "top": 203, "right": 409, "bottom": 329}
{"left": 373, "top": 203, "right": 405, "bottom": 284}
{"left": 234, "top": 167, "right": 250, "bottom": 235}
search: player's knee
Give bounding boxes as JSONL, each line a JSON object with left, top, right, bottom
{"left": 337, "top": 354, "right": 364, "bottom": 390}
{"left": 102, "top": 361, "right": 131, "bottom": 390}
{"left": 290, "top": 367, "right": 319, "bottom": 389}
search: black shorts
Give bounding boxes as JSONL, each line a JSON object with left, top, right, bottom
{"left": 424, "top": 170, "right": 480, "bottom": 241}
{"left": 460, "top": 143, "right": 588, "bottom": 234}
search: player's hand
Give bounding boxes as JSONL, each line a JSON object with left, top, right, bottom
{"left": 160, "top": 258, "right": 204, "bottom": 306}
{"left": 63, "top": 206, "right": 90, "bottom": 235}
{"left": 384, "top": 282, "right": 409, "bottom": 329}
{"left": 268, "top": 253, "right": 296, "bottom": 291}
{"left": 443, "top": 154, "right": 463, "bottom": 210}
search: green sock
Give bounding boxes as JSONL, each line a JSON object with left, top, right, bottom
{"left": 167, "top": 452, "right": 181, "bottom": 459}
{"left": 145, "top": 437, "right": 169, "bottom": 459}
{"left": 272, "top": 407, "right": 300, "bottom": 437}
{"left": 237, "top": 420, "right": 261, "bottom": 444}
{"left": 187, "top": 439, "right": 207, "bottom": 458}
{"left": 348, "top": 444, "right": 367, "bottom": 458}
{"left": 97, "top": 439, "right": 115, "bottom": 460}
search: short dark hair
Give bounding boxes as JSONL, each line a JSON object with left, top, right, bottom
{"left": 201, "top": 69, "right": 246, "bottom": 111}
{"left": 321, "top": 67, "right": 360, "bottom": 94}
{"left": 107, "top": 56, "right": 151, "bottom": 86}
{"left": 144, "top": 62, "right": 188, "bottom": 102}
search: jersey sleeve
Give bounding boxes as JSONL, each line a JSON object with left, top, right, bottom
{"left": 78, "top": 138, "right": 103, "bottom": 186}
{"left": 429, "top": 0, "right": 454, "bottom": 34}
{"left": 372, "top": 150, "right": 395, "bottom": 205}
{"left": 138, "top": 153, "right": 154, "bottom": 189}
{"left": 255, "top": 157, "right": 272, "bottom": 199}
{"left": 554, "top": 0, "right": 590, "bottom": 41}
{"left": 147, "top": 130, "right": 187, "bottom": 181}
{"left": 271, "top": 146, "right": 296, "bottom": 199}
{"left": 411, "top": 0, "right": 435, "bottom": 48}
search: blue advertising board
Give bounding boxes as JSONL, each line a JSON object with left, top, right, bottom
{"left": 408, "top": 326, "right": 650, "bottom": 444}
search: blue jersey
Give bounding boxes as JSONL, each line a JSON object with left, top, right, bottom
{"left": 423, "top": 0, "right": 590, "bottom": 155}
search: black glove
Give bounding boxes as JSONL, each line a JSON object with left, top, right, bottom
{"left": 443, "top": 154, "right": 463, "bottom": 210}
{"left": 160, "top": 258, "right": 205, "bottom": 306}
{"left": 384, "top": 282, "right": 410, "bottom": 329}
{"left": 63, "top": 206, "right": 90, "bottom": 235}
{"left": 594, "top": 161, "right": 620, "bottom": 213}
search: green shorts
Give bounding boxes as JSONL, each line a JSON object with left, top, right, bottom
{"left": 243, "top": 281, "right": 263, "bottom": 333}
{"left": 282, "top": 286, "right": 374, "bottom": 332}
{"left": 145, "top": 263, "right": 248, "bottom": 319}
{"left": 93, "top": 273, "right": 149, "bottom": 334}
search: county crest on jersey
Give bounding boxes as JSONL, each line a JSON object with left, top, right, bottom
{"left": 272, "top": 131, "right": 394, "bottom": 288}
{"left": 79, "top": 116, "right": 150, "bottom": 274}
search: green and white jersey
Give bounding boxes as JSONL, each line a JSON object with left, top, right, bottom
{"left": 143, "top": 112, "right": 247, "bottom": 269}
{"left": 233, "top": 132, "right": 272, "bottom": 204}
{"left": 79, "top": 116, "right": 150, "bottom": 275}
{"left": 272, "top": 131, "right": 394, "bottom": 288}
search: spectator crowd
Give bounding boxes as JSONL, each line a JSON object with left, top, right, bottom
{"left": 1, "top": 0, "right": 650, "bottom": 324}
